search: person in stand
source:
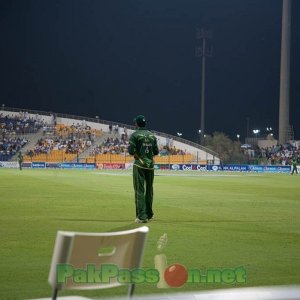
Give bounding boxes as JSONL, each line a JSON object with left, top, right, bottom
{"left": 128, "top": 115, "right": 159, "bottom": 223}
{"left": 17, "top": 151, "right": 23, "bottom": 170}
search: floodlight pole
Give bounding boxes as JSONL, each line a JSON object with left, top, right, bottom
{"left": 201, "top": 38, "right": 206, "bottom": 146}
{"left": 278, "top": 0, "right": 292, "bottom": 144}
{"left": 196, "top": 28, "right": 212, "bottom": 145}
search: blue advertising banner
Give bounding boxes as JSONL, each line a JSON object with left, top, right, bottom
{"left": 180, "top": 164, "right": 208, "bottom": 171}
{"left": 207, "top": 165, "right": 223, "bottom": 171}
{"left": 264, "top": 165, "right": 290, "bottom": 173}
{"left": 248, "top": 165, "right": 291, "bottom": 173}
{"left": 222, "top": 164, "right": 249, "bottom": 171}
{"left": 22, "top": 162, "right": 32, "bottom": 168}
{"left": 32, "top": 162, "right": 46, "bottom": 168}
{"left": 8, "top": 161, "right": 291, "bottom": 173}
{"left": 58, "top": 163, "right": 96, "bottom": 169}
{"left": 170, "top": 164, "right": 182, "bottom": 171}
{"left": 248, "top": 165, "right": 264, "bottom": 172}
{"left": 46, "top": 163, "right": 59, "bottom": 168}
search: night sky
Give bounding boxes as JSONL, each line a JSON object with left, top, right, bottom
{"left": 0, "top": 0, "right": 299, "bottom": 142}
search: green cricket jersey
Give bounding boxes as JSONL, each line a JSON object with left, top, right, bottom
{"left": 292, "top": 159, "right": 298, "bottom": 167}
{"left": 128, "top": 127, "right": 159, "bottom": 169}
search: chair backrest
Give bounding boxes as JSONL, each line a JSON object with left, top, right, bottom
{"left": 48, "top": 226, "right": 149, "bottom": 297}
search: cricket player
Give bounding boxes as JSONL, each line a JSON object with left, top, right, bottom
{"left": 128, "top": 115, "right": 159, "bottom": 223}
{"left": 17, "top": 151, "right": 23, "bottom": 171}
{"left": 291, "top": 157, "right": 298, "bottom": 175}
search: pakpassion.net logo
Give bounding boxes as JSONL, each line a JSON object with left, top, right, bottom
{"left": 56, "top": 263, "right": 246, "bottom": 288}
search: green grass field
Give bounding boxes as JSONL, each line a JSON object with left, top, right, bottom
{"left": 0, "top": 168, "right": 300, "bottom": 299}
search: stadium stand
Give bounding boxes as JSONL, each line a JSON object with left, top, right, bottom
{"left": 23, "top": 123, "right": 103, "bottom": 163}
{"left": 0, "top": 107, "right": 220, "bottom": 164}
{"left": 0, "top": 111, "right": 46, "bottom": 161}
{"left": 82, "top": 133, "right": 196, "bottom": 164}
{"left": 0, "top": 111, "right": 44, "bottom": 134}
{"left": 0, "top": 137, "right": 28, "bottom": 161}
{"left": 10, "top": 107, "right": 298, "bottom": 166}
{"left": 242, "top": 144, "right": 300, "bottom": 165}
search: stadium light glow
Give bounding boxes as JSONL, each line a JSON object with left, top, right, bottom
{"left": 253, "top": 129, "right": 260, "bottom": 139}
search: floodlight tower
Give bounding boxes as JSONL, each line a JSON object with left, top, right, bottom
{"left": 196, "top": 28, "right": 212, "bottom": 145}
{"left": 278, "top": 0, "right": 292, "bottom": 144}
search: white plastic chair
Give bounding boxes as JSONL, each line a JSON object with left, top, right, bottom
{"left": 46, "top": 226, "right": 149, "bottom": 300}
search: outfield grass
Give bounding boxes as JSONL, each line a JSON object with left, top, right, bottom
{"left": 0, "top": 168, "right": 300, "bottom": 299}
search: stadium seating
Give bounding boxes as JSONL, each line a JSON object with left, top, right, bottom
{"left": 2, "top": 113, "right": 198, "bottom": 164}
{"left": 154, "top": 154, "right": 195, "bottom": 164}
{"left": 81, "top": 154, "right": 195, "bottom": 164}
{"left": 23, "top": 122, "right": 104, "bottom": 163}
{"left": 0, "top": 112, "right": 43, "bottom": 134}
{"left": 24, "top": 150, "right": 78, "bottom": 163}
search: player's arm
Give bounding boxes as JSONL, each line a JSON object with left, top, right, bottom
{"left": 153, "top": 137, "right": 159, "bottom": 156}
{"left": 128, "top": 136, "right": 136, "bottom": 156}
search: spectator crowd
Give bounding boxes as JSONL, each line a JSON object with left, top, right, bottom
{"left": 242, "top": 143, "right": 300, "bottom": 165}
{"left": 0, "top": 137, "right": 28, "bottom": 161}
{"left": 90, "top": 134, "right": 188, "bottom": 157}
{"left": 0, "top": 112, "right": 42, "bottom": 160}
{"left": 1, "top": 111, "right": 299, "bottom": 165}
{"left": 0, "top": 111, "right": 44, "bottom": 135}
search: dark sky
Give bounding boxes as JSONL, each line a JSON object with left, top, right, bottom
{"left": 0, "top": 0, "right": 299, "bottom": 142}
